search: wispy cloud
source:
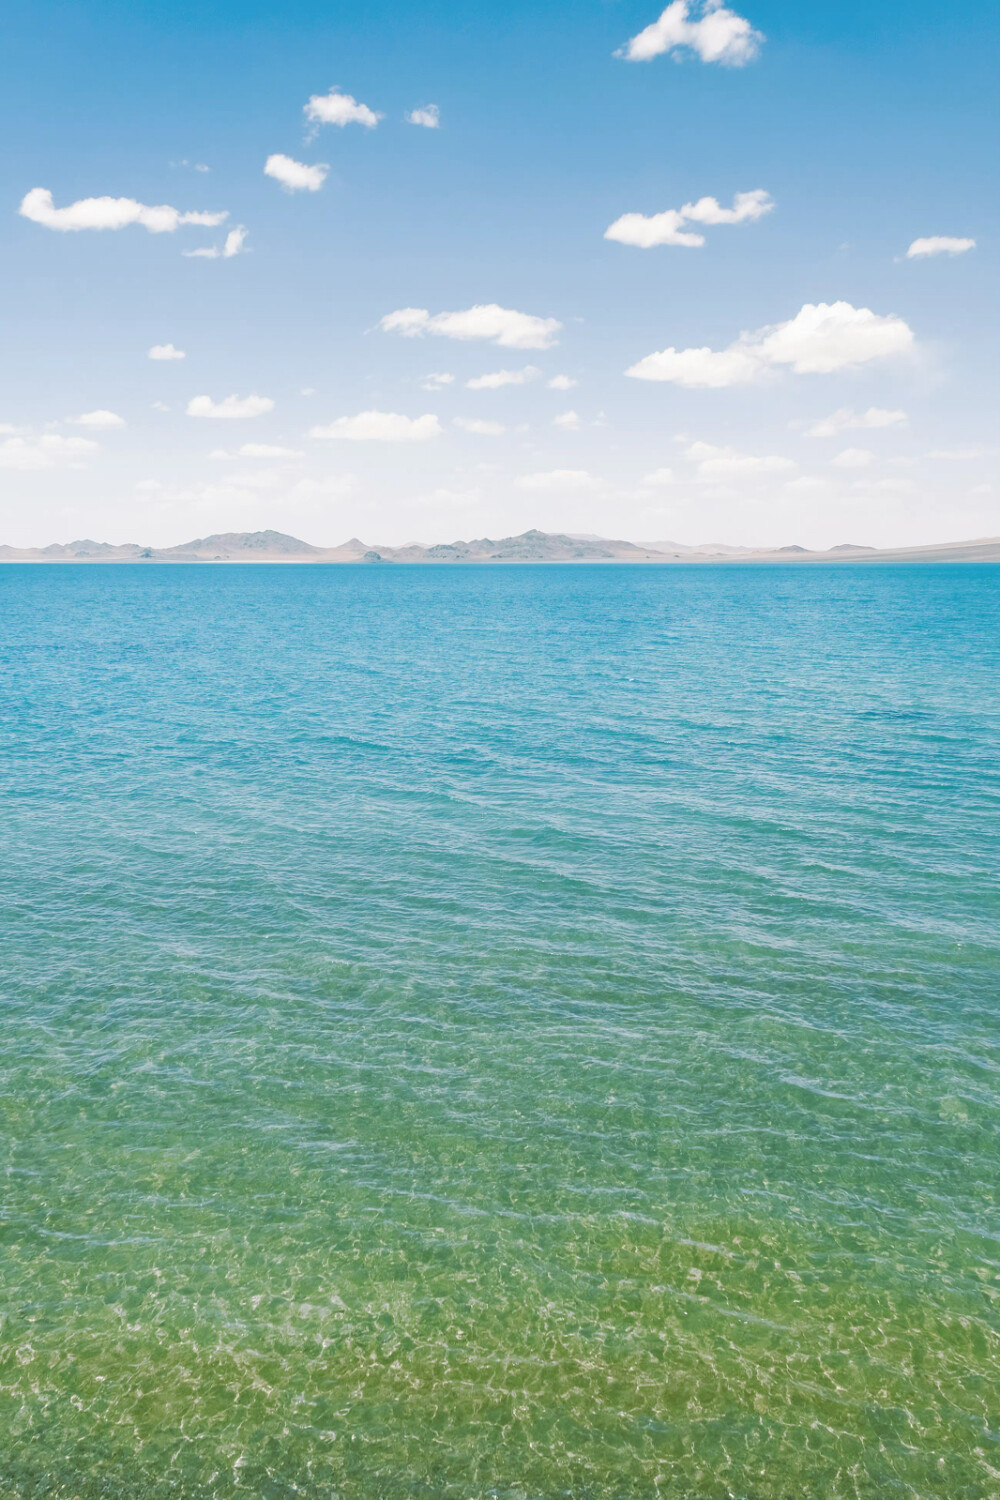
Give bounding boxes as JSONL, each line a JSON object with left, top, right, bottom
{"left": 19, "top": 187, "right": 226, "bottom": 234}
{"left": 684, "top": 441, "right": 794, "bottom": 478}
{"left": 420, "top": 372, "right": 455, "bottom": 391}
{"left": 606, "top": 189, "right": 772, "bottom": 248}
{"left": 381, "top": 304, "right": 560, "bottom": 350}
{"left": 0, "top": 434, "right": 99, "bottom": 469}
{"left": 453, "top": 417, "right": 505, "bottom": 435}
{"left": 186, "top": 394, "right": 275, "bottom": 419}
{"left": 547, "top": 374, "right": 578, "bottom": 390}
{"left": 618, "top": 0, "right": 763, "bottom": 65}
{"left": 309, "top": 410, "right": 441, "bottom": 441}
{"left": 149, "top": 343, "right": 186, "bottom": 361}
{"left": 627, "top": 302, "right": 915, "bottom": 387}
{"left": 831, "top": 448, "right": 874, "bottom": 468}
{"left": 209, "top": 444, "right": 303, "bottom": 459}
{"left": 466, "top": 366, "right": 541, "bottom": 389}
{"left": 806, "top": 406, "right": 908, "bottom": 437}
{"left": 183, "top": 226, "right": 247, "bottom": 259}
{"left": 554, "top": 411, "right": 581, "bottom": 430}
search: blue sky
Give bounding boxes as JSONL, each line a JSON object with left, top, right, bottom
{"left": 1, "top": 0, "right": 996, "bottom": 548}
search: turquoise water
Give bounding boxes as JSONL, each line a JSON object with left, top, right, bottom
{"left": 1, "top": 562, "right": 998, "bottom": 1500}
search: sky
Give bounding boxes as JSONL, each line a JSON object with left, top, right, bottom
{"left": 1, "top": 0, "right": 997, "bottom": 549}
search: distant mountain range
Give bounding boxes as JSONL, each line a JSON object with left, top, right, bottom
{"left": 1, "top": 528, "right": 998, "bottom": 564}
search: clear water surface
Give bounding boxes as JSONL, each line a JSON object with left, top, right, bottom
{"left": 0, "top": 562, "right": 998, "bottom": 1500}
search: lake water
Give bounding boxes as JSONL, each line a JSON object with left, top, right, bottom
{"left": 1, "top": 562, "right": 998, "bottom": 1500}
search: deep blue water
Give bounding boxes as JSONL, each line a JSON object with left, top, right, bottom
{"left": 0, "top": 562, "right": 998, "bottom": 1500}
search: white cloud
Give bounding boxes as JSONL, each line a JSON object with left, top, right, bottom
{"left": 304, "top": 89, "right": 382, "bottom": 129}
{"left": 547, "top": 374, "right": 578, "bottom": 390}
{"left": 67, "top": 409, "right": 125, "bottom": 428}
{"left": 606, "top": 189, "right": 772, "bottom": 248}
{"left": 183, "top": 226, "right": 247, "bottom": 260}
{"left": 454, "top": 417, "right": 505, "bottom": 435}
{"left": 554, "top": 410, "right": 581, "bottom": 430}
{"left": 420, "top": 372, "right": 455, "bottom": 391}
{"left": 832, "top": 447, "right": 874, "bottom": 468}
{"left": 309, "top": 410, "right": 441, "bottom": 442}
{"left": 149, "top": 343, "right": 186, "bottom": 361}
{"left": 760, "top": 303, "right": 915, "bottom": 373}
{"left": 642, "top": 467, "right": 676, "bottom": 485}
{"left": 516, "top": 469, "right": 598, "bottom": 491}
{"left": 18, "top": 187, "right": 227, "bottom": 234}
{"left": 628, "top": 345, "right": 761, "bottom": 387}
{"left": 466, "top": 365, "right": 541, "bottom": 389}
{"left": 406, "top": 105, "right": 440, "bottom": 128}
{"left": 618, "top": 0, "right": 763, "bottom": 65}
{"left": 186, "top": 394, "right": 275, "bottom": 419}
{"left": 806, "top": 406, "right": 907, "bottom": 437}
{"left": 906, "top": 236, "right": 975, "bottom": 259}
{"left": 264, "top": 154, "right": 329, "bottom": 192}
{"left": 684, "top": 441, "right": 794, "bottom": 478}
{"left": 606, "top": 211, "right": 702, "bottom": 249}
{"left": 627, "top": 301, "right": 915, "bottom": 386}
{"left": 380, "top": 304, "right": 560, "bottom": 350}
{"left": 0, "top": 434, "right": 99, "bottom": 470}
{"left": 209, "top": 444, "right": 302, "bottom": 459}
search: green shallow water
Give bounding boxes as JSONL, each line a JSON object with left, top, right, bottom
{"left": 0, "top": 563, "right": 998, "bottom": 1500}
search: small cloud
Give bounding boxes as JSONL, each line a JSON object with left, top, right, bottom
{"left": 684, "top": 441, "right": 794, "bottom": 478}
{"left": 806, "top": 406, "right": 907, "bottom": 437}
{"left": 516, "top": 469, "right": 598, "bottom": 491}
{"left": 420, "top": 372, "right": 455, "bottom": 391}
{"left": 454, "top": 417, "right": 505, "bottom": 435}
{"left": 466, "top": 365, "right": 540, "bottom": 389}
{"left": 627, "top": 301, "right": 915, "bottom": 387}
{"left": 148, "top": 343, "right": 186, "bottom": 361}
{"left": 304, "top": 89, "right": 382, "bottom": 129}
{"left": 554, "top": 410, "right": 581, "bottom": 430}
{"left": 264, "top": 154, "right": 329, "bottom": 193}
{"left": 186, "top": 394, "right": 275, "bottom": 419}
{"left": 67, "top": 409, "right": 126, "bottom": 428}
{"left": 832, "top": 447, "right": 874, "bottom": 468}
{"left": 906, "top": 236, "right": 975, "bottom": 259}
{"left": 617, "top": 0, "right": 764, "bottom": 66}
{"left": 642, "top": 467, "right": 676, "bottom": 485}
{"left": 300, "top": 387, "right": 317, "bottom": 396}
{"left": 606, "top": 189, "right": 772, "bottom": 249}
{"left": 547, "top": 374, "right": 577, "bottom": 390}
{"left": 406, "top": 104, "right": 440, "bottom": 129}
{"left": 151, "top": 401, "right": 171, "bottom": 412}
{"left": 927, "top": 447, "right": 990, "bottom": 460}
{"left": 183, "top": 226, "right": 247, "bottom": 259}
{"left": 381, "top": 304, "right": 560, "bottom": 350}
{"left": 18, "top": 187, "right": 227, "bottom": 234}
{"left": 309, "top": 410, "right": 441, "bottom": 442}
